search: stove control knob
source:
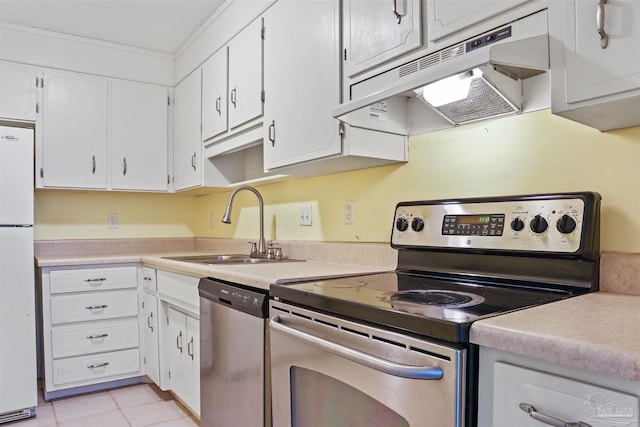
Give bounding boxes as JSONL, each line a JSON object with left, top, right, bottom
{"left": 530, "top": 215, "right": 548, "bottom": 234}
{"left": 556, "top": 214, "right": 577, "bottom": 234}
{"left": 411, "top": 217, "right": 425, "bottom": 232}
{"left": 396, "top": 217, "right": 409, "bottom": 232}
{"left": 510, "top": 217, "right": 525, "bottom": 232}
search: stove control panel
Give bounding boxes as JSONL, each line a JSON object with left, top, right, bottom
{"left": 391, "top": 193, "right": 600, "bottom": 253}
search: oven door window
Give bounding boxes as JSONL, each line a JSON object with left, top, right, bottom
{"left": 291, "top": 366, "right": 409, "bottom": 427}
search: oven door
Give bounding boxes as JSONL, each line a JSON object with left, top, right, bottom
{"left": 269, "top": 301, "right": 465, "bottom": 427}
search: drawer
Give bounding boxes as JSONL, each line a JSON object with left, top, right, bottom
{"left": 141, "top": 266, "right": 157, "bottom": 292}
{"left": 493, "top": 362, "right": 640, "bottom": 427}
{"left": 50, "top": 266, "right": 137, "bottom": 294}
{"left": 51, "top": 348, "right": 140, "bottom": 386}
{"left": 50, "top": 290, "right": 138, "bottom": 325}
{"left": 51, "top": 318, "right": 139, "bottom": 359}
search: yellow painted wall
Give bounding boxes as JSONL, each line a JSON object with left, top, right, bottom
{"left": 35, "top": 110, "right": 640, "bottom": 253}
{"left": 34, "top": 190, "right": 196, "bottom": 240}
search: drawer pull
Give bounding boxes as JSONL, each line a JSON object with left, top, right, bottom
{"left": 143, "top": 276, "right": 153, "bottom": 281}
{"left": 85, "top": 304, "right": 108, "bottom": 310}
{"left": 84, "top": 277, "right": 107, "bottom": 283}
{"left": 519, "top": 403, "right": 592, "bottom": 427}
{"left": 86, "top": 333, "right": 109, "bottom": 340}
{"left": 87, "top": 362, "right": 109, "bottom": 369}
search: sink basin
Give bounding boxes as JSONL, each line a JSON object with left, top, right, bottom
{"left": 162, "top": 254, "right": 303, "bottom": 265}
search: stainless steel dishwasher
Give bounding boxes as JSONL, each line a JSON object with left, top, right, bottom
{"left": 198, "top": 277, "right": 270, "bottom": 427}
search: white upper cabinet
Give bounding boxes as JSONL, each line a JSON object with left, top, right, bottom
{"left": 227, "top": 18, "right": 264, "bottom": 130}
{"left": 342, "top": 0, "right": 422, "bottom": 78}
{"left": 201, "top": 48, "right": 228, "bottom": 141}
{"left": 549, "top": 0, "right": 640, "bottom": 130}
{"left": 41, "top": 69, "right": 108, "bottom": 189}
{"left": 39, "top": 68, "right": 171, "bottom": 191}
{"left": 427, "top": 0, "right": 532, "bottom": 42}
{"left": 111, "top": 80, "right": 169, "bottom": 191}
{"left": 173, "top": 69, "right": 202, "bottom": 191}
{"left": 263, "top": 0, "right": 341, "bottom": 169}
{"left": 0, "top": 61, "right": 39, "bottom": 121}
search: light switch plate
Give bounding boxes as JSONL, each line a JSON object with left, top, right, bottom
{"left": 299, "top": 204, "right": 312, "bottom": 226}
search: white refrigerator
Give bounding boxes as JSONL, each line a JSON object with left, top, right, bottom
{"left": 0, "top": 124, "right": 37, "bottom": 423}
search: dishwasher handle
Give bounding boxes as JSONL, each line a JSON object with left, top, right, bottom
{"left": 270, "top": 315, "right": 444, "bottom": 380}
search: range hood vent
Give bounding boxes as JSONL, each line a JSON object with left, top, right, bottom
{"left": 334, "top": 10, "right": 549, "bottom": 126}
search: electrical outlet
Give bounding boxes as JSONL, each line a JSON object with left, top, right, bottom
{"left": 108, "top": 213, "right": 118, "bottom": 229}
{"left": 345, "top": 200, "right": 355, "bottom": 224}
{"left": 299, "top": 204, "right": 312, "bottom": 226}
{"left": 209, "top": 212, "right": 215, "bottom": 228}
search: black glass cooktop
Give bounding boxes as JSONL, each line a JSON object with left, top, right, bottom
{"left": 270, "top": 272, "right": 573, "bottom": 343}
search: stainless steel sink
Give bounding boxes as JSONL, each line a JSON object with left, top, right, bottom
{"left": 162, "top": 254, "right": 303, "bottom": 265}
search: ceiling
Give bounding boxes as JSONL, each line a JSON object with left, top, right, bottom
{"left": 0, "top": 0, "right": 226, "bottom": 54}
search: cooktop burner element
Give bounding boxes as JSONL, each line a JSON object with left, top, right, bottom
{"left": 390, "top": 290, "right": 485, "bottom": 307}
{"left": 270, "top": 192, "right": 601, "bottom": 343}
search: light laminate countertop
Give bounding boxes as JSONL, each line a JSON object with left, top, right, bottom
{"left": 470, "top": 292, "right": 640, "bottom": 382}
{"left": 36, "top": 252, "right": 391, "bottom": 291}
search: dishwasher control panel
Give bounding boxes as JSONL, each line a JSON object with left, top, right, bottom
{"left": 198, "top": 278, "right": 269, "bottom": 318}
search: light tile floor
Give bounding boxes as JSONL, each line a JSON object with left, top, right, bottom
{"left": 10, "top": 383, "right": 198, "bottom": 427}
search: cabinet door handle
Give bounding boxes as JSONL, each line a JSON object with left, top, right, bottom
{"left": 85, "top": 304, "right": 108, "bottom": 310}
{"left": 147, "top": 312, "right": 154, "bottom": 332}
{"left": 191, "top": 152, "right": 197, "bottom": 171}
{"left": 519, "top": 403, "right": 593, "bottom": 427}
{"left": 123, "top": 157, "right": 127, "bottom": 176}
{"left": 392, "top": 0, "right": 402, "bottom": 23}
{"left": 86, "top": 333, "right": 109, "bottom": 340}
{"left": 230, "top": 88, "right": 237, "bottom": 108}
{"left": 87, "top": 362, "right": 109, "bottom": 369}
{"left": 143, "top": 276, "right": 153, "bottom": 282}
{"left": 596, "top": 0, "right": 609, "bottom": 49}
{"left": 92, "top": 155, "right": 96, "bottom": 174}
{"left": 176, "top": 331, "right": 183, "bottom": 353}
{"left": 215, "top": 96, "right": 222, "bottom": 115}
{"left": 268, "top": 120, "right": 276, "bottom": 147}
{"left": 84, "top": 277, "right": 107, "bottom": 283}
{"left": 187, "top": 337, "right": 194, "bottom": 360}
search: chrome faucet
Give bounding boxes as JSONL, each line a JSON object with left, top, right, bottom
{"left": 221, "top": 185, "right": 266, "bottom": 256}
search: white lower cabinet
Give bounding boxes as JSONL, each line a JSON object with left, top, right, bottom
{"left": 478, "top": 347, "right": 640, "bottom": 427}
{"left": 167, "top": 307, "right": 200, "bottom": 416}
{"left": 142, "top": 291, "right": 160, "bottom": 386}
{"left": 40, "top": 264, "right": 142, "bottom": 400}
{"left": 155, "top": 269, "right": 200, "bottom": 417}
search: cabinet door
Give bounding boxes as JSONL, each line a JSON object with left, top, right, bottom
{"left": 184, "top": 315, "right": 200, "bottom": 416}
{"left": 427, "top": 0, "right": 531, "bottom": 42}
{"left": 173, "top": 69, "right": 202, "bottom": 191}
{"left": 0, "top": 61, "right": 38, "bottom": 121}
{"left": 343, "top": 0, "right": 422, "bottom": 78}
{"left": 167, "top": 307, "right": 199, "bottom": 416}
{"left": 227, "top": 18, "right": 263, "bottom": 130}
{"left": 142, "top": 292, "right": 160, "bottom": 385}
{"left": 111, "top": 80, "right": 169, "bottom": 191}
{"left": 562, "top": 0, "right": 640, "bottom": 104}
{"left": 263, "top": 0, "right": 342, "bottom": 170}
{"left": 202, "top": 48, "right": 228, "bottom": 141}
{"left": 167, "top": 307, "right": 186, "bottom": 392}
{"left": 42, "top": 69, "right": 108, "bottom": 189}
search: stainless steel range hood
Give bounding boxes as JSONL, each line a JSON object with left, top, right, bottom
{"left": 334, "top": 10, "right": 550, "bottom": 129}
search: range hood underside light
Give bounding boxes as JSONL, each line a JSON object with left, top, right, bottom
{"left": 415, "top": 67, "right": 522, "bottom": 125}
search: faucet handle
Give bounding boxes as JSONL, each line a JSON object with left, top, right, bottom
{"left": 249, "top": 241, "right": 258, "bottom": 254}
{"left": 267, "top": 241, "right": 283, "bottom": 259}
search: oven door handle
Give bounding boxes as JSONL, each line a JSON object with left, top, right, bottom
{"left": 270, "top": 316, "right": 444, "bottom": 380}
